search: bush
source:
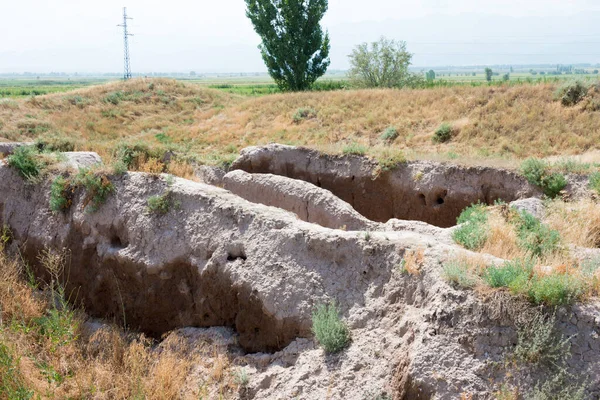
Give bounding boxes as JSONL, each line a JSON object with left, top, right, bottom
{"left": 514, "top": 312, "right": 569, "bottom": 365}
{"left": 49, "top": 176, "right": 74, "bottom": 213}
{"left": 7, "top": 146, "right": 43, "bottom": 181}
{"left": 147, "top": 190, "right": 178, "bottom": 215}
{"left": 380, "top": 126, "right": 399, "bottom": 143}
{"left": 35, "top": 135, "right": 76, "bottom": 152}
{"left": 515, "top": 211, "right": 561, "bottom": 257}
{"left": 589, "top": 171, "right": 600, "bottom": 195}
{"left": 312, "top": 302, "right": 350, "bottom": 354}
{"left": 342, "top": 142, "right": 367, "bottom": 156}
{"left": 555, "top": 80, "right": 589, "bottom": 106}
{"left": 74, "top": 168, "right": 115, "bottom": 212}
{"left": 442, "top": 261, "right": 477, "bottom": 288}
{"left": 527, "top": 273, "right": 586, "bottom": 306}
{"left": 292, "top": 108, "right": 317, "bottom": 123}
{"left": 452, "top": 203, "right": 489, "bottom": 250}
{"left": 520, "top": 158, "right": 567, "bottom": 198}
{"left": 433, "top": 123, "right": 453, "bottom": 143}
{"left": 483, "top": 258, "right": 533, "bottom": 290}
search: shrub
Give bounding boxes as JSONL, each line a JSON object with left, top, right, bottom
{"left": 342, "top": 142, "right": 367, "bottom": 156}
{"left": 589, "top": 172, "right": 600, "bottom": 195}
{"left": 483, "top": 258, "right": 533, "bottom": 290}
{"left": 312, "top": 302, "right": 350, "bottom": 354}
{"left": 433, "top": 123, "right": 453, "bottom": 143}
{"left": 442, "top": 260, "right": 477, "bottom": 288}
{"left": 7, "top": 146, "right": 43, "bottom": 180}
{"left": 292, "top": 108, "right": 317, "bottom": 123}
{"left": 74, "top": 168, "right": 115, "bottom": 212}
{"left": 515, "top": 211, "right": 561, "bottom": 257}
{"left": 527, "top": 273, "right": 586, "bottom": 306}
{"left": 49, "top": 176, "right": 74, "bottom": 213}
{"left": 35, "top": 135, "right": 76, "bottom": 152}
{"left": 520, "top": 158, "right": 567, "bottom": 198}
{"left": 380, "top": 126, "right": 399, "bottom": 142}
{"left": 514, "top": 312, "right": 570, "bottom": 365}
{"left": 452, "top": 203, "right": 489, "bottom": 250}
{"left": 555, "top": 80, "right": 589, "bottom": 106}
{"left": 147, "top": 190, "right": 178, "bottom": 215}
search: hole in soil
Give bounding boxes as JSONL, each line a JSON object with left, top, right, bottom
{"left": 110, "top": 234, "right": 128, "bottom": 250}
{"left": 232, "top": 147, "right": 532, "bottom": 228}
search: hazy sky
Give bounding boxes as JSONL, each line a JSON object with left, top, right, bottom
{"left": 2, "top": 0, "right": 600, "bottom": 73}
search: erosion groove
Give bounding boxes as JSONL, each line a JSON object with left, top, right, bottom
{"left": 231, "top": 144, "right": 540, "bottom": 227}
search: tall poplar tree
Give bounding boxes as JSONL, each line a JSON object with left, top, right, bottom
{"left": 245, "top": 0, "right": 330, "bottom": 91}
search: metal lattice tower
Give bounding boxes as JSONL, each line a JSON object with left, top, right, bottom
{"left": 118, "top": 7, "right": 133, "bottom": 80}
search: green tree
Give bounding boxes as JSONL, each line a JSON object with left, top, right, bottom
{"left": 245, "top": 0, "right": 331, "bottom": 91}
{"left": 348, "top": 37, "right": 421, "bottom": 88}
{"left": 426, "top": 69, "right": 436, "bottom": 81}
{"left": 485, "top": 67, "right": 493, "bottom": 82}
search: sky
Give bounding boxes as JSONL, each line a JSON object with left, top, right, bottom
{"left": 2, "top": 0, "right": 600, "bottom": 73}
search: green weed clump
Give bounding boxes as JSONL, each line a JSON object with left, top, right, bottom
{"left": 7, "top": 146, "right": 43, "bottom": 181}
{"left": 49, "top": 176, "right": 74, "bottom": 213}
{"left": 74, "top": 168, "right": 114, "bottom": 212}
{"left": 589, "top": 172, "right": 600, "bottom": 195}
{"left": 342, "top": 142, "right": 367, "bottom": 156}
{"left": 484, "top": 258, "right": 533, "bottom": 290}
{"left": 554, "top": 80, "right": 589, "bottom": 106}
{"left": 147, "top": 190, "right": 178, "bottom": 215}
{"left": 452, "top": 203, "right": 489, "bottom": 250}
{"left": 514, "top": 312, "right": 569, "bottom": 365}
{"left": 380, "top": 126, "right": 399, "bottom": 142}
{"left": 432, "top": 123, "right": 453, "bottom": 143}
{"left": 442, "top": 260, "right": 477, "bottom": 288}
{"left": 312, "top": 302, "right": 350, "bottom": 354}
{"left": 292, "top": 107, "right": 317, "bottom": 123}
{"left": 515, "top": 211, "right": 561, "bottom": 257}
{"left": 520, "top": 158, "right": 567, "bottom": 198}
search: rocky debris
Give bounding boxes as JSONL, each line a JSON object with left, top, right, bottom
{"left": 223, "top": 170, "right": 377, "bottom": 231}
{"left": 0, "top": 141, "right": 34, "bottom": 155}
{"left": 231, "top": 144, "right": 540, "bottom": 228}
{"left": 60, "top": 152, "right": 102, "bottom": 169}
{"left": 509, "top": 197, "right": 545, "bottom": 219}
{"left": 1, "top": 149, "right": 600, "bottom": 399}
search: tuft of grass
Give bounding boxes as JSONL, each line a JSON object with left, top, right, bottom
{"left": 7, "top": 146, "right": 43, "bottom": 181}
{"left": 380, "top": 126, "right": 399, "bottom": 143}
{"left": 292, "top": 107, "right": 317, "bottom": 123}
{"left": 432, "top": 123, "right": 453, "bottom": 143}
{"left": 520, "top": 158, "right": 567, "bottom": 198}
{"left": 442, "top": 260, "right": 477, "bottom": 288}
{"left": 375, "top": 149, "right": 406, "bottom": 171}
{"left": 342, "top": 142, "right": 367, "bottom": 156}
{"left": 74, "top": 168, "right": 115, "bottom": 212}
{"left": 312, "top": 301, "right": 350, "bottom": 354}
{"left": 452, "top": 203, "right": 489, "bottom": 250}
{"left": 483, "top": 258, "right": 533, "bottom": 290}
{"left": 527, "top": 273, "right": 587, "bottom": 306}
{"left": 49, "top": 175, "right": 75, "bottom": 213}
{"left": 147, "top": 190, "right": 178, "bottom": 215}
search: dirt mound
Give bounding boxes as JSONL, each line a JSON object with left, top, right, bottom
{"left": 231, "top": 144, "right": 540, "bottom": 227}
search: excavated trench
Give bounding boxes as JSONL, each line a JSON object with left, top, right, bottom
{"left": 231, "top": 145, "right": 539, "bottom": 228}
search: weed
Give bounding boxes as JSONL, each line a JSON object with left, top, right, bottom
{"left": 292, "top": 107, "right": 317, "bottom": 123}
{"left": 375, "top": 149, "right": 406, "bottom": 171}
{"left": 452, "top": 203, "right": 489, "bottom": 250}
{"left": 527, "top": 273, "right": 586, "bottom": 306}
{"left": 443, "top": 260, "right": 477, "bottom": 288}
{"left": 515, "top": 211, "right": 561, "bottom": 257}
{"left": 7, "top": 146, "right": 43, "bottom": 180}
{"left": 233, "top": 368, "right": 249, "bottom": 387}
{"left": 380, "top": 126, "right": 399, "bottom": 142}
{"left": 514, "top": 312, "right": 570, "bottom": 365}
{"left": 312, "top": 301, "right": 350, "bottom": 354}
{"left": 0, "top": 343, "right": 33, "bottom": 399}
{"left": 147, "top": 190, "right": 178, "bottom": 215}
{"left": 554, "top": 80, "right": 589, "bottom": 106}
{"left": 520, "top": 158, "right": 567, "bottom": 198}
{"left": 484, "top": 258, "right": 533, "bottom": 290}
{"left": 527, "top": 369, "right": 586, "bottom": 400}
{"left": 49, "top": 175, "right": 75, "bottom": 213}
{"left": 74, "top": 168, "right": 114, "bottom": 212}
{"left": 589, "top": 172, "right": 600, "bottom": 195}
{"left": 433, "top": 123, "right": 453, "bottom": 143}
{"left": 343, "top": 142, "right": 367, "bottom": 156}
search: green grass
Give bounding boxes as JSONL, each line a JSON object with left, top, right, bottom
{"left": 49, "top": 175, "right": 74, "bottom": 213}
{"left": 312, "top": 302, "right": 350, "bottom": 354}
{"left": 0, "top": 343, "right": 33, "bottom": 399}
{"left": 520, "top": 158, "right": 567, "bottom": 198}
{"left": 380, "top": 126, "right": 399, "bottom": 142}
{"left": 292, "top": 107, "right": 317, "bottom": 123}
{"left": 432, "top": 123, "right": 453, "bottom": 143}
{"left": 452, "top": 203, "right": 489, "bottom": 250}
{"left": 590, "top": 172, "right": 600, "bottom": 195}
{"left": 484, "top": 258, "right": 533, "bottom": 290}
{"left": 515, "top": 211, "right": 561, "bottom": 257}
{"left": 7, "top": 146, "right": 43, "bottom": 180}
{"left": 147, "top": 190, "right": 178, "bottom": 215}
{"left": 342, "top": 142, "right": 367, "bottom": 156}
{"left": 442, "top": 260, "right": 477, "bottom": 288}
{"left": 74, "top": 168, "right": 115, "bottom": 212}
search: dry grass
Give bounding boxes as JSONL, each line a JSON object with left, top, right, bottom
{"left": 545, "top": 199, "right": 600, "bottom": 248}
{"left": 403, "top": 247, "right": 425, "bottom": 275}
{"left": 2, "top": 79, "right": 600, "bottom": 178}
{"left": 0, "top": 244, "right": 242, "bottom": 399}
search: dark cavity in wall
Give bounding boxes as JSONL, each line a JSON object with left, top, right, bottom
{"left": 231, "top": 146, "right": 537, "bottom": 228}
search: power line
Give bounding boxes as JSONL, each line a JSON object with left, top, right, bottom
{"left": 117, "top": 7, "right": 133, "bottom": 80}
